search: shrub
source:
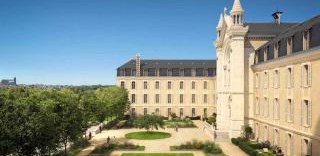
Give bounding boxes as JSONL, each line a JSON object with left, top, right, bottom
{"left": 231, "top": 138, "right": 239, "bottom": 145}
{"left": 172, "top": 140, "right": 222, "bottom": 154}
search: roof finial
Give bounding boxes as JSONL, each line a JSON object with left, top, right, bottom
{"left": 217, "top": 13, "right": 224, "bottom": 29}
{"left": 230, "top": 0, "right": 244, "bottom": 13}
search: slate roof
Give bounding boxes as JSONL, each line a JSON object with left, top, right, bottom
{"left": 245, "top": 22, "right": 299, "bottom": 36}
{"left": 256, "top": 15, "right": 320, "bottom": 52}
{"left": 117, "top": 60, "right": 216, "bottom": 70}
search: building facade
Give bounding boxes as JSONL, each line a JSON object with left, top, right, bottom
{"left": 215, "top": 0, "right": 320, "bottom": 155}
{"left": 0, "top": 77, "right": 16, "bottom": 86}
{"left": 116, "top": 0, "right": 320, "bottom": 155}
{"left": 116, "top": 56, "right": 216, "bottom": 118}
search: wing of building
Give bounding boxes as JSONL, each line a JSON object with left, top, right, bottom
{"left": 117, "top": 57, "right": 217, "bottom": 119}
{"left": 214, "top": 0, "right": 320, "bottom": 155}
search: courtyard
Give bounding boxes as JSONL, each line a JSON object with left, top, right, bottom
{"left": 76, "top": 120, "right": 247, "bottom": 156}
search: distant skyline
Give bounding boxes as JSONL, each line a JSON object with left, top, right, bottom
{"left": 0, "top": 0, "right": 319, "bottom": 85}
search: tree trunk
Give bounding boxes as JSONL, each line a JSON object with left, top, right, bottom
{"left": 64, "top": 138, "right": 67, "bottom": 156}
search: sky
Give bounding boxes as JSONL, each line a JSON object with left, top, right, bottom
{"left": 0, "top": 0, "right": 319, "bottom": 85}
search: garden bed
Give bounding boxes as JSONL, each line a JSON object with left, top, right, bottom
{"left": 170, "top": 140, "right": 223, "bottom": 155}
{"left": 231, "top": 137, "right": 276, "bottom": 156}
{"left": 90, "top": 142, "right": 144, "bottom": 156}
{"left": 165, "top": 118, "right": 197, "bottom": 128}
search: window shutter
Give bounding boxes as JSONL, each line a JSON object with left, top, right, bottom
{"left": 301, "top": 65, "right": 303, "bottom": 87}
{"left": 301, "top": 100, "right": 304, "bottom": 126}
{"left": 291, "top": 100, "right": 294, "bottom": 123}
{"left": 291, "top": 68, "right": 294, "bottom": 87}
{"left": 285, "top": 100, "right": 288, "bottom": 122}
{"left": 286, "top": 69, "right": 289, "bottom": 88}
{"left": 308, "top": 100, "right": 312, "bottom": 127}
{"left": 308, "top": 64, "right": 312, "bottom": 87}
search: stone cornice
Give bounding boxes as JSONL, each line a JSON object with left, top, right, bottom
{"left": 227, "top": 26, "right": 249, "bottom": 39}
{"left": 252, "top": 46, "right": 320, "bottom": 71}
{"left": 246, "top": 117, "right": 320, "bottom": 141}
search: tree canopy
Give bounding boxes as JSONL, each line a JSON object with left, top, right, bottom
{"left": 0, "top": 85, "right": 129, "bottom": 155}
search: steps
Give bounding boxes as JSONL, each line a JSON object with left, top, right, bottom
{"left": 215, "top": 131, "right": 230, "bottom": 142}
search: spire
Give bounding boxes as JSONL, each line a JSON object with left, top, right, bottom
{"left": 231, "top": 0, "right": 244, "bottom": 13}
{"left": 216, "top": 13, "right": 223, "bottom": 29}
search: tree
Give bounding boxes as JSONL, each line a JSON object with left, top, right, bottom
{"left": 53, "top": 89, "right": 84, "bottom": 155}
{"left": 133, "top": 115, "right": 165, "bottom": 131}
{"left": 244, "top": 126, "right": 253, "bottom": 140}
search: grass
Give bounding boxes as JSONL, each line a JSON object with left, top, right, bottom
{"left": 125, "top": 131, "right": 171, "bottom": 140}
{"left": 121, "top": 153, "right": 194, "bottom": 156}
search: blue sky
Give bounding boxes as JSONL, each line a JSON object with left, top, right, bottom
{"left": 0, "top": 0, "right": 319, "bottom": 85}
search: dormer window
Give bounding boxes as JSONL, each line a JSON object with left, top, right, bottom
{"left": 303, "top": 28, "right": 311, "bottom": 50}
{"left": 287, "top": 36, "right": 294, "bottom": 55}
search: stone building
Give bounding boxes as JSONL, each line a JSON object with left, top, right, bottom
{"left": 117, "top": 55, "right": 216, "bottom": 118}
{"left": 215, "top": 0, "right": 320, "bottom": 155}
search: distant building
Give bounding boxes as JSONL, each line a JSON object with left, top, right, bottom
{"left": 0, "top": 77, "right": 17, "bottom": 86}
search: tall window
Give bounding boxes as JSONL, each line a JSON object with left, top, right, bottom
{"left": 204, "top": 94, "right": 208, "bottom": 104}
{"left": 192, "top": 94, "right": 196, "bottom": 103}
{"left": 155, "top": 108, "right": 160, "bottom": 115}
{"left": 155, "top": 81, "right": 160, "bottom": 89}
{"left": 148, "top": 68, "right": 156, "bottom": 76}
{"left": 180, "top": 94, "right": 183, "bottom": 104}
{"left": 255, "top": 73, "right": 259, "bottom": 88}
{"left": 287, "top": 36, "right": 294, "bottom": 55}
{"left": 121, "top": 81, "right": 125, "bottom": 88}
{"left": 287, "top": 99, "right": 294, "bottom": 122}
{"left": 131, "top": 94, "right": 136, "bottom": 104}
{"left": 273, "top": 129, "right": 279, "bottom": 146}
{"left": 273, "top": 69, "right": 280, "bottom": 88}
{"left": 302, "top": 63, "right": 312, "bottom": 87}
{"left": 180, "top": 108, "right": 183, "bottom": 117}
{"left": 192, "top": 108, "right": 196, "bottom": 117}
{"left": 191, "top": 81, "right": 196, "bottom": 89}
{"left": 167, "top": 108, "right": 171, "bottom": 117}
{"left": 286, "top": 134, "right": 293, "bottom": 155}
{"left": 167, "top": 94, "right": 172, "bottom": 104}
{"left": 204, "top": 81, "right": 208, "bottom": 89}
{"left": 264, "top": 97, "right": 269, "bottom": 117}
{"left": 167, "top": 81, "right": 172, "bottom": 89}
{"left": 184, "top": 68, "right": 192, "bottom": 76}
{"left": 301, "top": 139, "right": 311, "bottom": 156}
{"left": 302, "top": 100, "right": 312, "bottom": 126}
{"left": 131, "top": 81, "right": 136, "bottom": 89}
{"left": 303, "top": 29, "right": 311, "bottom": 50}
{"left": 144, "top": 108, "right": 148, "bottom": 115}
{"left": 255, "top": 97, "right": 260, "bottom": 115}
{"left": 273, "top": 98, "right": 279, "bottom": 120}
{"left": 264, "top": 71, "right": 269, "bottom": 88}
{"left": 264, "top": 126, "right": 268, "bottom": 141}
{"left": 180, "top": 81, "right": 184, "bottom": 89}
{"left": 204, "top": 108, "right": 208, "bottom": 118}
{"left": 155, "top": 94, "right": 160, "bottom": 104}
{"left": 287, "top": 67, "right": 294, "bottom": 88}
{"left": 143, "top": 81, "right": 148, "bottom": 89}
{"left": 274, "top": 41, "right": 280, "bottom": 58}
{"left": 143, "top": 94, "right": 148, "bottom": 104}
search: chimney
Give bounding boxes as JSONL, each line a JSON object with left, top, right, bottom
{"left": 272, "top": 11, "right": 283, "bottom": 24}
{"left": 135, "top": 53, "right": 140, "bottom": 77}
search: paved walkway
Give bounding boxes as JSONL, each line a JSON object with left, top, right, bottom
{"left": 76, "top": 120, "right": 247, "bottom": 156}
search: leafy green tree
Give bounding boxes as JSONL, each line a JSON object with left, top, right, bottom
{"left": 133, "top": 115, "right": 165, "bottom": 131}
{"left": 52, "top": 89, "right": 84, "bottom": 155}
{"left": 244, "top": 126, "right": 253, "bottom": 140}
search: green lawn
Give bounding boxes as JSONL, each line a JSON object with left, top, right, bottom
{"left": 125, "top": 131, "right": 171, "bottom": 140}
{"left": 121, "top": 153, "right": 194, "bottom": 156}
